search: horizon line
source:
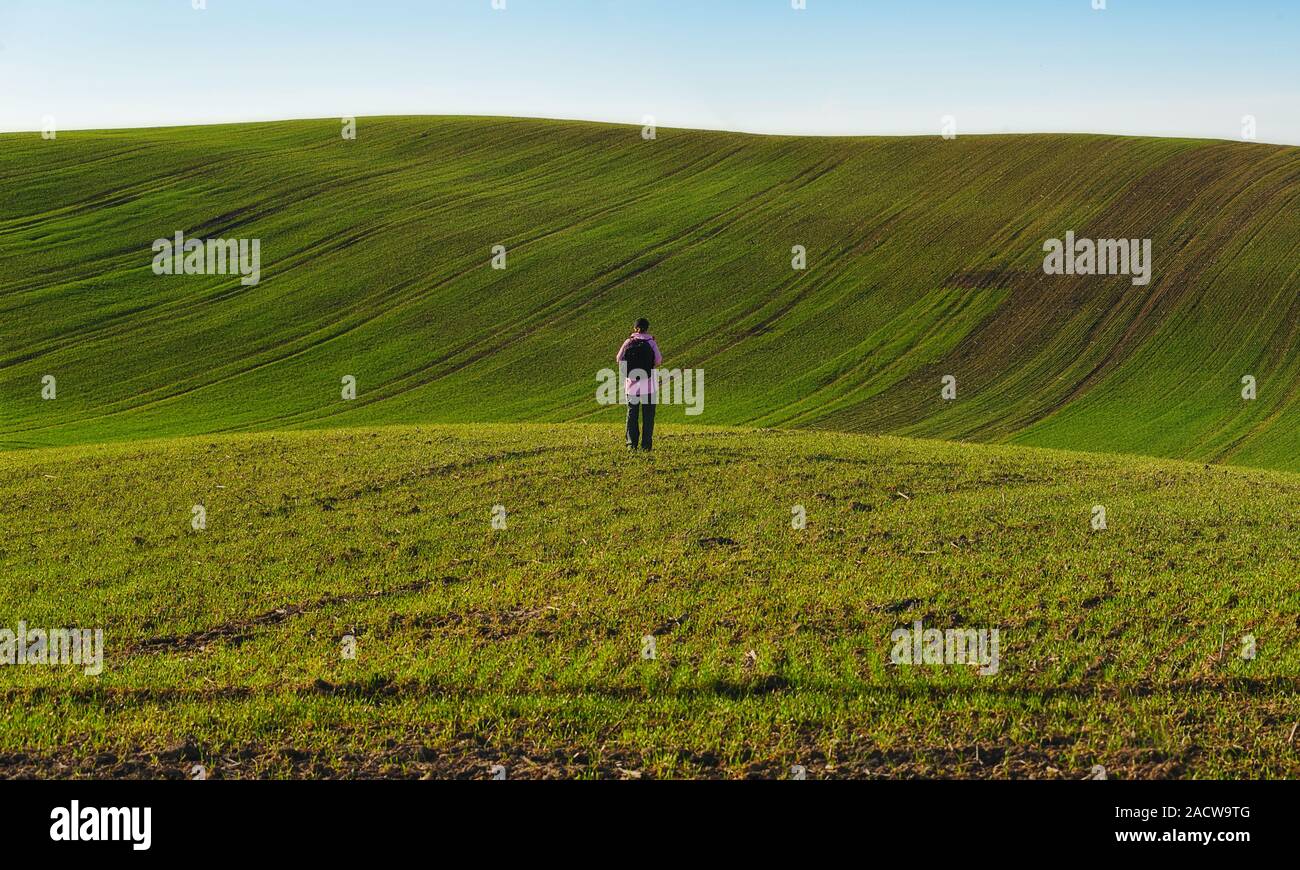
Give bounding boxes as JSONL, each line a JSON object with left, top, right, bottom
{"left": 1, "top": 113, "right": 1295, "bottom": 148}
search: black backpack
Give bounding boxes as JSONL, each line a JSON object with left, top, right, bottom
{"left": 622, "top": 338, "right": 656, "bottom": 375}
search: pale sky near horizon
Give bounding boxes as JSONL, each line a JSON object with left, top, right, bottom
{"left": 2, "top": 0, "right": 1298, "bottom": 144}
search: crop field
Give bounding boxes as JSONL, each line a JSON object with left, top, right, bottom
{"left": 0, "top": 118, "right": 1296, "bottom": 778}
{"left": 1, "top": 424, "right": 1297, "bottom": 779}
{"left": 2, "top": 118, "right": 1299, "bottom": 468}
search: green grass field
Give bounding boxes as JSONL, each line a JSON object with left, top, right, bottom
{"left": 2, "top": 425, "right": 1297, "bottom": 778}
{"left": 3, "top": 117, "right": 1299, "bottom": 468}
{"left": 1, "top": 118, "right": 1296, "bottom": 778}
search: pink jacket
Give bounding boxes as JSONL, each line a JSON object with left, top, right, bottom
{"left": 616, "top": 332, "right": 663, "bottom": 396}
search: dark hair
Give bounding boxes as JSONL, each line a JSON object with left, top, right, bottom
{"left": 635, "top": 318, "right": 650, "bottom": 332}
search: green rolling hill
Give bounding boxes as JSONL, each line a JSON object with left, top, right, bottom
{"left": 2, "top": 116, "right": 1298, "bottom": 467}
{"left": 3, "top": 118, "right": 1299, "bottom": 778}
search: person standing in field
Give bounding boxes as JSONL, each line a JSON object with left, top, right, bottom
{"left": 616, "top": 318, "right": 663, "bottom": 451}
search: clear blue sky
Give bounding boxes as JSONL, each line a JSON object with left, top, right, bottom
{"left": 3, "top": 0, "right": 1298, "bottom": 143}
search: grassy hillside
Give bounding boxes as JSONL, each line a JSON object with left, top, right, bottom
{"left": 1, "top": 425, "right": 1296, "bottom": 778}
{"left": 2, "top": 117, "right": 1298, "bottom": 469}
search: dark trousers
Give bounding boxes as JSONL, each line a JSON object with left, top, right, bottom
{"left": 625, "top": 397, "right": 656, "bottom": 450}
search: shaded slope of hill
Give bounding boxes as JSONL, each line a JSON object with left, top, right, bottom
{"left": 1, "top": 117, "right": 1297, "bottom": 469}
